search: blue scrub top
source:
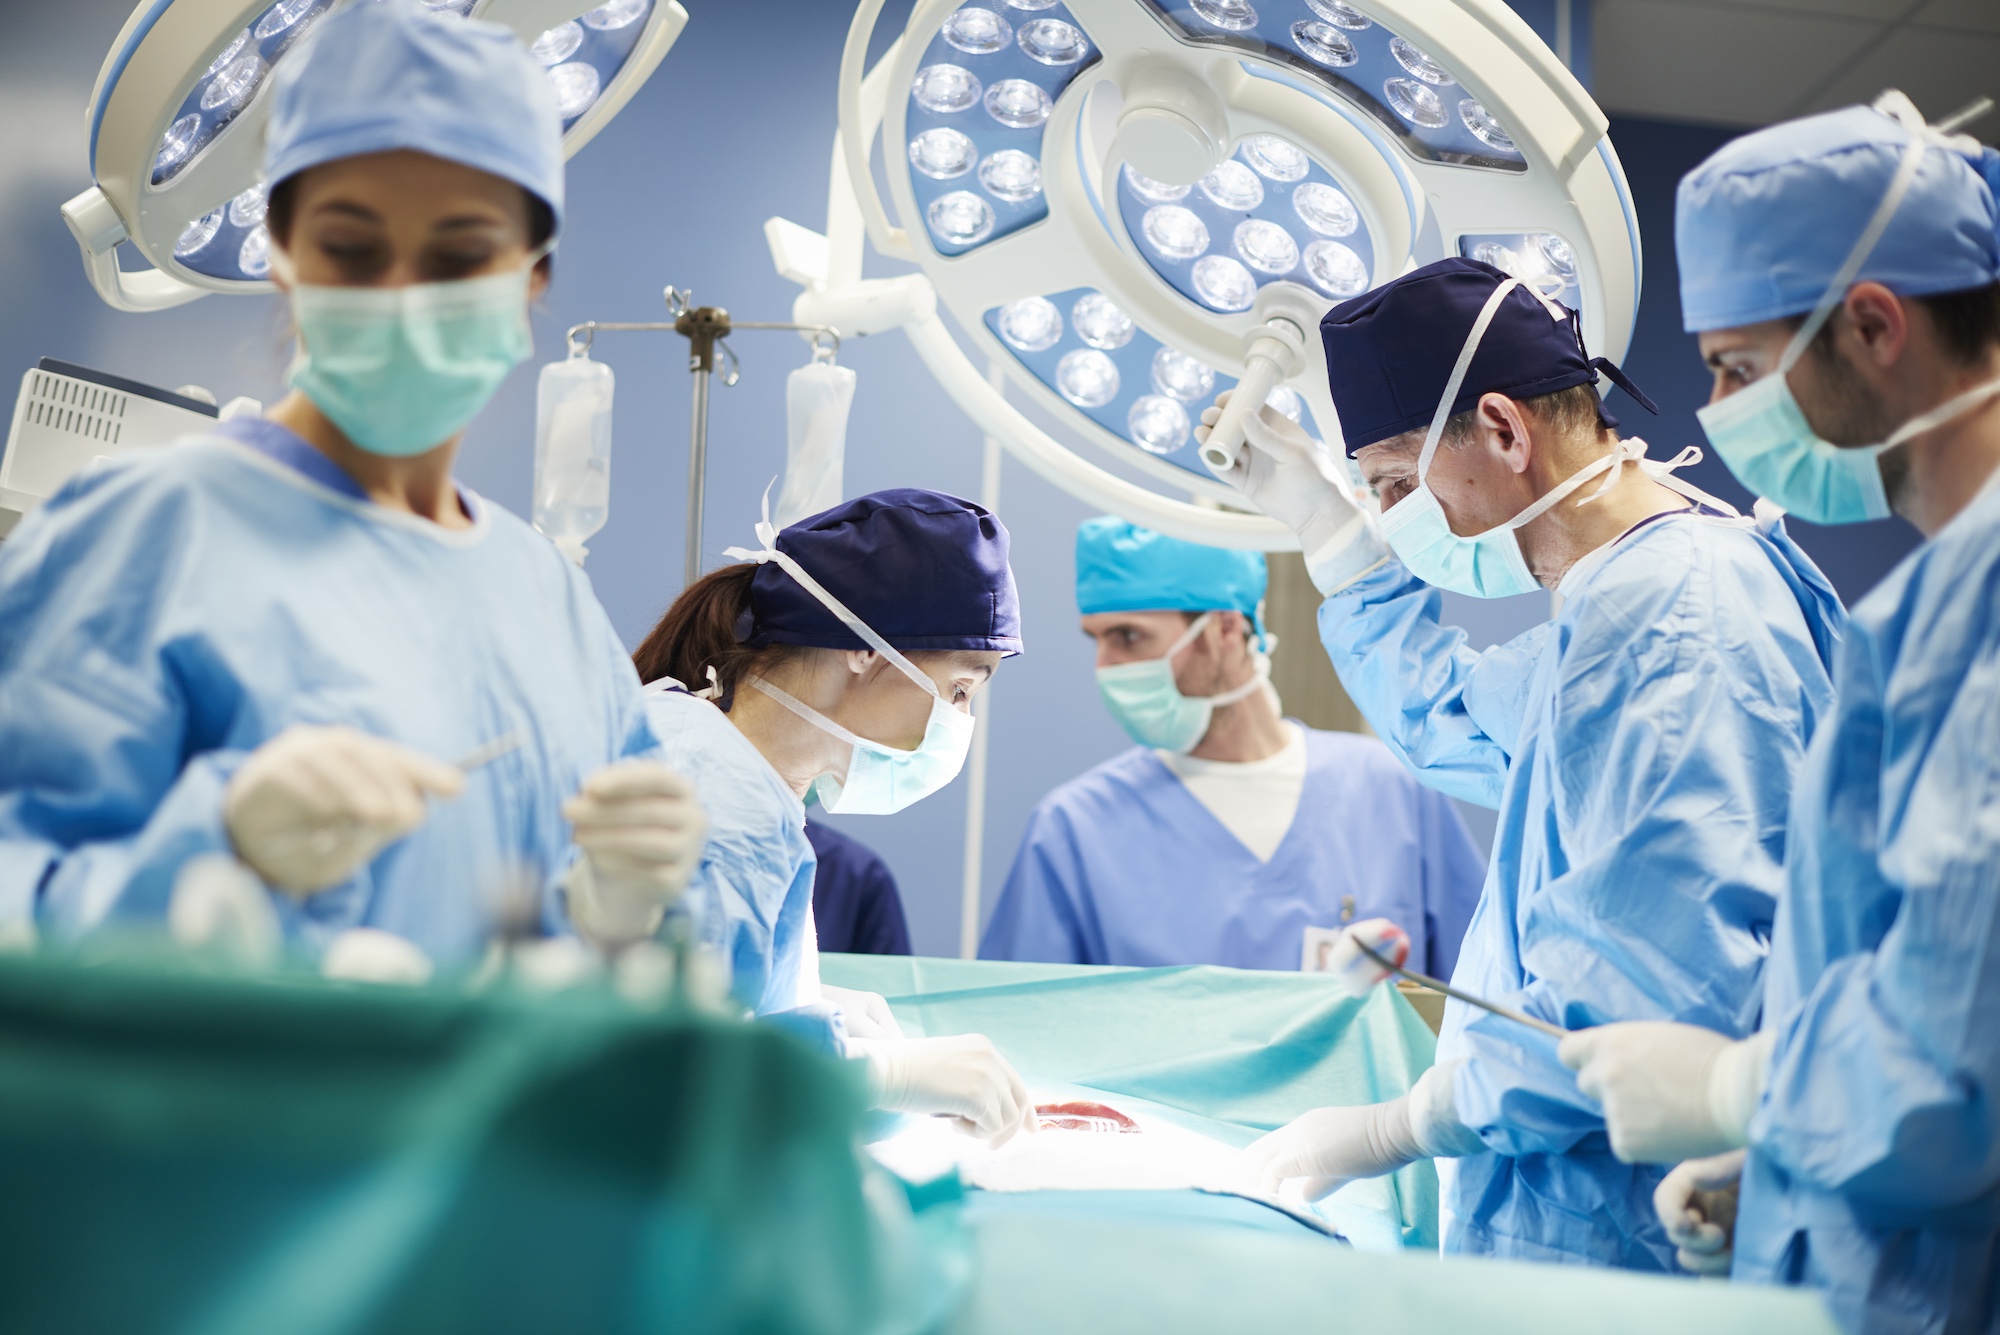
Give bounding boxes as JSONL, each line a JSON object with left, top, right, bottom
{"left": 0, "top": 420, "right": 657, "bottom": 962}
{"left": 805, "top": 820, "right": 911, "bottom": 957}
{"left": 980, "top": 726, "right": 1485, "bottom": 976}
{"left": 642, "top": 687, "right": 818, "bottom": 1017}
{"left": 1321, "top": 506, "right": 1842, "bottom": 1271}
{"left": 1736, "top": 477, "right": 2000, "bottom": 1334}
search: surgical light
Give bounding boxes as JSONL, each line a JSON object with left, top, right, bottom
{"left": 944, "top": 6, "right": 1012, "bottom": 53}
{"left": 1057, "top": 348, "right": 1120, "bottom": 406}
{"left": 1292, "top": 22, "right": 1358, "bottom": 67}
{"left": 985, "top": 78, "right": 1053, "bottom": 127}
{"left": 998, "top": 295, "right": 1065, "bottom": 351}
{"left": 64, "top": 0, "right": 687, "bottom": 311}
{"left": 911, "top": 126, "right": 980, "bottom": 178}
{"left": 773, "top": 0, "right": 1639, "bottom": 549}
{"left": 978, "top": 148, "right": 1043, "bottom": 201}
{"left": 1072, "top": 292, "right": 1135, "bottom": 349}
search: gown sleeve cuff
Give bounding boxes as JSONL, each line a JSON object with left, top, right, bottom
{"left": 1709, "top": 1029, "right": 1775, "bottom": 1148}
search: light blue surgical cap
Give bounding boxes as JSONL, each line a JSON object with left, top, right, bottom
{"left": 1677, "top": 100, "right": 2000, "bottom": 333}
{"left": 265, "top": 0, "right": 565, "bottom": 238}
{"left": 1075, "top": 517, "right": 1267, "bottom": 641}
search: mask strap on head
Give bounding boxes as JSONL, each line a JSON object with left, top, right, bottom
{"left": 1778, "top": 91, "right": 1941, "bottom": 375}
{"left": 1167, "top": 609, "right": 1273, "bottom": 706}
{"left": 745, "top": 674, "right": 872, "bottom": 748}
{"left": 1161, "top": 610, "right": 1215, "bottom": 661}
{"left": 722, "top": 482, "right": 944, "bottom": 704}
{"left": 1417, "top": 278, "right": 1524, "bottom": 484}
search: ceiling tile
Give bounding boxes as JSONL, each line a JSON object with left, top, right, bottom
{"left": 1593, "top": 0, "right": 1883, "bottom": 126}
{"left": 1799, "top": 26, "right": 2000, "bottom": 120}
{"left": 1908, "top": 0, "right": 2000, "bottom": 34}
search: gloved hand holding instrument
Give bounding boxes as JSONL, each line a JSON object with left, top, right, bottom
{"left": 226, "top": 725, "right": 471, "bottom": 895}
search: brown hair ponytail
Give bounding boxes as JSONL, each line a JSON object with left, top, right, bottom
{"left": 633, "top": 564, "right": 797, "bottom": 710}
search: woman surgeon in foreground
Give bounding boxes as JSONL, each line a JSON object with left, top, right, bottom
{"left": 0, "top": 0, "right": 698, "bottom": 963}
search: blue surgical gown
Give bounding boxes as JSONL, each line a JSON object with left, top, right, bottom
{"left": 0, "top": 419, "right": 657, "bottom": 962}
{"left": 1736, "top": 478, "right": 2000, "bottom": 1333}
{"left": 1320, "top": 508, "right": 1842, "bottom": 1269}
{"left": 979, "top": 726, "right": 1486, "bottom": 975}
{"left": 642, "top": 685, "right": 819, "bottom": 1016}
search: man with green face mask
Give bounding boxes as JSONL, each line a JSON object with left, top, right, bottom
{"left": 978, "top": 516, "right": 1484, "bottom": 974}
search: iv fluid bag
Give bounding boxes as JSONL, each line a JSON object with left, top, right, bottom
{"left": 534, "top": 356, "right": 614, "bottom": 565}
{"left": 775, "top": 361, "right": 857, "bottom": 529}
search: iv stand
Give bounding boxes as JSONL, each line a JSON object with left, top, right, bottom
{"left": 566, "top": 284, "right": 840, "bottom": 587}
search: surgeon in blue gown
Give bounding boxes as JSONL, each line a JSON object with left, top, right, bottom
{"left": 1562, "top": 95, "right": 2000, "bottom": 1332}
{"left": 1208, "top": 259, "right": 1844, "bottom": 1270}
{"left": 981, "top": 516, "right": 1483, "bottom": 974}
{"left": 0, "top": 1, "right": 700, "bottom": 963}
{"left": 629, "top": 489, "right": 1034, "bottom": 1144}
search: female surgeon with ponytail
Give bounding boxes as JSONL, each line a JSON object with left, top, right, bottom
{"left": 632, "top": 489, "right": 1034, "bottom": 1144}
{"left": 0, "top": 0, "right": 698, "bottom": 962}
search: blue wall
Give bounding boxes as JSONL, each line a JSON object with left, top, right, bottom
{"left": 0, "top": 2, "right": 1919, "bottom": 957}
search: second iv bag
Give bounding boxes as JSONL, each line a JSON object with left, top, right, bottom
{"left": 775, "top": 359, "right": 857, "bottom": 528}
{"left": 534, "top": 353, "right": 615, "bottom": 565}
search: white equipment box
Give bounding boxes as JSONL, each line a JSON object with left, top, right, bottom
{"left": 1, "top": 358, "right": 220, "bottom": 538}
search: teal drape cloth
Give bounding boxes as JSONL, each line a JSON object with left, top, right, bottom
{"left": 822, "top": 954, "right": 1440, "bottom": 1249}
{"left": 0, "top": 952, "right": 961, "bottom": 1335}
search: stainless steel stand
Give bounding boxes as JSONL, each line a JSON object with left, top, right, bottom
{"left": 566, "top": 285, "right": 838, "bottom": 589}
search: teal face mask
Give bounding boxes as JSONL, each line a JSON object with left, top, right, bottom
{"left": 1378, "top": 277, "right": 1640, "bottom": 599}
{"left": 751, "top": 674, "right": 975, "bottom": 815}
{"left": 286, "top": 267, "right": 534, "bottom": 457}
{"left": 1094, "top": 611, "right": 1271, "bottom": 753}
{"left": 1696, "top": 99, "right": 2000, "bottom": 525}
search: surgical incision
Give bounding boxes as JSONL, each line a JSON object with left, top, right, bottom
{"left": 1035, "top": 1100, "right": 1141, "bottom": 1134}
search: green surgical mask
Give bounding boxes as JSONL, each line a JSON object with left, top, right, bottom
{"left": 1094, "top": 612, "right": 1272, "bottom": 753}
{"left": 285, "top": 266, "right": 535, "bottom": 457}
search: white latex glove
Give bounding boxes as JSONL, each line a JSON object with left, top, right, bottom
{"left": 561, "top": 760, "right": 706, "bottom": 948}
{"left": 1561, "top": 1023, "right": 1775, "bottom": 1163}
{"left": 1655, "top": 1148, "right": 1746, "bottom": 1276}
{"left": 1196, "top": 391, "right": 1387, "bottom": 595}
{"left": 822, "top": 984, "right": 906, "bottom": 1041}
{"left": 225, "top": 725, "right": 465, "bottom": 895}
{"left": 850, "top": 1033, "right": 1034, "bottom": 1146}
{"left": 321, "top": 928, "right": 434, "bottom": 986}
{"left": 1325, "top": 917, "right": 1411, "bottom": 998}
{"left": 1238, "top": 1061, "right": 1482, "bottom": 1201}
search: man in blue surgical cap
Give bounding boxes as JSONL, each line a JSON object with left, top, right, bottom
{"left": 1202, "top": 258, "right": 1844, "bottom": 1271}
{"left": 979, "top": 516, "right": 1483, "bottom": 974}
{"left": 1561, "top": 92, "right": 2000, "bottom": 1331}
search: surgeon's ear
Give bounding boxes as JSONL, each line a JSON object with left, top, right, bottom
{"left": 1838, "top": 282, "right": 1910, "bottom": 372}
{"left": 1475, "top": 392, "right": 1536, "bottom": 476}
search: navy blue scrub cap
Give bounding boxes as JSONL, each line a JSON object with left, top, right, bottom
{"left": 1320, "top": 258, "right": 1657, "bottom": 456}
{"left": 744, "top": 489, "right": 1023, "bottom": 656}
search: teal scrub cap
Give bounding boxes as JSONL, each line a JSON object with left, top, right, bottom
{"left": 1677, "top": 93, "right": 2000, "bottom": 333}
{"left": 264, "top": 0, "right": 565, "bottom": 238}
{"left": 1075, "top": 517, "right": 1267, "bottom": 641}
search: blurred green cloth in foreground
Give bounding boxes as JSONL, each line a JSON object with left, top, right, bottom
{"left": 0, "top": 951, "right": 960, "bottom": 1335}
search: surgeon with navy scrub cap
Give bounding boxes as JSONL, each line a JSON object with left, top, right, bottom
{"left": 631, "top": 489, "right": 1036, "bottom": 1146}
{"left": 1561, "top": 93, "right": 2000, "bottom": 1332}
{"left": 1198, "top": 257, "right": 1844, "bottom": 1271}
{"left": 0, "top": 0, "right": 701, "bottom": 964}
